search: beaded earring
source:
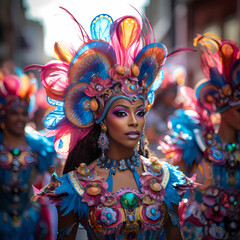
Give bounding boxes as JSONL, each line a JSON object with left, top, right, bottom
{"left": 97, "top": 123, "right": 109, "bottom": 162}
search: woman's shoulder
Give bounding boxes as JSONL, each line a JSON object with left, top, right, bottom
{"left": 140, "top": 155, "right": 197, "bottom": 200}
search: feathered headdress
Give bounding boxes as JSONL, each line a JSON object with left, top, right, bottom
{"left": 194, "top": 33, "right": 240, "bottom": 113}
{"left": 0, "top": 64, "right": 37, "bottom": 121}
{"left": 24, "top": 8, "right": 191, "bottom": 156}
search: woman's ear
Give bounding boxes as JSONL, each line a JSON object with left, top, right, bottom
{"left": 100, "top": 121, "right": 107, "bottom": 133}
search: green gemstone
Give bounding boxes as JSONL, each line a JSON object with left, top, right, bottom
{"left": 12, "top": 148, "right": 20, "bottom": 156}
{"left": 234, "top": 201, "right": 237, "bottom": 206}
{"left": 226, "top": 144, "right": 233, "bottom": 151}
{"left": 120, "top": 192, "right": 139, "bottom": 209}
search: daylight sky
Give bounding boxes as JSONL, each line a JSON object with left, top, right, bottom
{"left": 24, "top": 0, "right": 149, "bottom": 56}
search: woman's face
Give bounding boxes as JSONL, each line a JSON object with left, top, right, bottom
{"left": 221, "top": 105, "right": 240, "bottom": 131}
{"left": 104, "top": 98, "right": 146, "bottom": 150}
{"left": 3, "top": 107, "right": 28, "bottom": 136}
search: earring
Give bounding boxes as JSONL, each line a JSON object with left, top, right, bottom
{"left": 139, "top": 129, "right": 146, "bottom": 157}
{"left": 97, "top": 123, "right": 109, "bottom": 162}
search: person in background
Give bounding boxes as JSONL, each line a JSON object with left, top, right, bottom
{"left": 28, "top": 8, "right": 198, "bottom": 240}
{"left": 159, "top": 33, "right": 240, "bottom": 239}
{"left": 145, "top": 64, "right": 186, "bottom": 156}
{"left": 0, "top": 62, "right": 56, "bottom": 240}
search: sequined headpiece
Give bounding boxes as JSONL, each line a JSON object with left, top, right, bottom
{"left": 24, "top": 9, "right": 174, "bottom": 155}
{"left": 194, "top": 33, "right": 240, "bottom": 113}
{"left": 0, "top": 67, "right": 37, "bottom": 121}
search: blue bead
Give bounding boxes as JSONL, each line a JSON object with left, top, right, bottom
{"left": 106, "top": 212, "right": 112, "bottom": 220}
{"left": 0, "top": 155, "right": 8, "bottom": 162}
{"left": 130, "top": 85, "right": 135, "bottom": 90}
{"left": 150, "top": 208, "right": 156, "bottom": 216}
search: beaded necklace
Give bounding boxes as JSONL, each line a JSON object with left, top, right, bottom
{"left": 97, "top": 151, "right": 141, "bottom": 192}
{"left": 205, "top": 133, "right": 240, "bottom": 185}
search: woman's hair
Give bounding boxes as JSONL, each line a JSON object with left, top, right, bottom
{"left": 63, "top": 124, "right": 101, "bottom": 174}
{"left": 63, "top": 121, "right": 152, "bottom": 174}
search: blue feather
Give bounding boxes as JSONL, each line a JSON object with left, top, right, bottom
{"left": 44, "top": 106, "right": 66, "bottom": 130}
{"left": 55, "top": 174, "right": 89, "bottom": 218}
{"left": 47, "top": 96, "right": 64, "bottom": 107}
{"left": 90, "top": 14, "right": 113, "bottom": 42}
{"left": 168, "top": 109, "right": 203, "bottom": 168}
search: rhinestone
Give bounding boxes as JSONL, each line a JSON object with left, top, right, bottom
{"left": 120, "top": 192, "right": 139, "bottom": 209}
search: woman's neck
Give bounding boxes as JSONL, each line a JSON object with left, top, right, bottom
{"left": 218, "top": 121, "right": 238, "bottom": 143}
{"left": 2, "top": 131, "right": 27, "bottom": 148}
{"left": 106, "top": 145, "right": 135, "bottom": 160}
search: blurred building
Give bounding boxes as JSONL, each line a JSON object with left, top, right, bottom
{"left": 145, "top": 0, "right": 240, "bottom": 86}
{"left": 0, "top": 0, "right": 239, "bottom": 85}
{"left": 0, "top": 0, "right": 48, "bottom": 69}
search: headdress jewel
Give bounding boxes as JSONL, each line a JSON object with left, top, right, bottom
{"left": 194, "top": 33, "right": 240, "bottom": 113}
{"left": 24, "top": 9, "right": 168, "bottom": 156}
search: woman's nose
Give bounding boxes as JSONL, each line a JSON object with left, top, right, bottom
{"left": 128, "top": 114, "right": 138, "bottom": 127}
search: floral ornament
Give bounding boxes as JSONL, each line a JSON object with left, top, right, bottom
{"left": 140, "top": 173, "right": 166, "bottom": 201}
{"left": 82, "top": 177, "right": 109, "bottom": 206}
{"left": 207, "top": 223, "right": 227, "bottom": 239}
{"left": 75, "top": 163, "right": 96, "bottom": 180}
{"left": 141, "top": 156, "right": 163, "bottom": 176}
{"left": 84, "top": 76, "right": 113, "bottom": 97}
{"left": 173, "top": 174, "right": 198, "bottom": 196}
{"left": 202, "top": 187, "right": 229, "bottom": 222}
{"left": 101, "top": 207, "right": 117, "bottom": 225}
{"left": 120, "top": 79, "right": 140, "bottom": 97}
{"left": 146, "top": 203, "right": 162, "bottom": 221}
{"left": 204, "top": 146, "right": 226, "bottom": 166}
{"left": 141, "top": 202, "right": 166, "bottom": 231}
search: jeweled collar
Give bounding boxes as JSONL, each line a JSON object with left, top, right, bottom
{"left": 97, "top": 151, "right": 141, "bottom": 192}
{"left": 97, "top": 150, "right": 140, "bottom": 174}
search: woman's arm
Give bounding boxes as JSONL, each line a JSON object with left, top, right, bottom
{"left": 164, "top": 204, "right": 183, "bottom": 240}
{"left": 57, "top": 207, "right": 79, "bottom": 240}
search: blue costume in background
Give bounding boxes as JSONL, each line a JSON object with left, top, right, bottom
{"left": 0, "top": 130, "right": 56, "bottom": 240}
{"left": 159, "top": 34, "right": 240, "bottom": 239}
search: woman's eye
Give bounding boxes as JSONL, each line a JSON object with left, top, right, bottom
{"left": 114, "top": 111, "right": 127, "bottom": 117}
{"left": 137, "top": 110, "right": 146, "bottom": 117}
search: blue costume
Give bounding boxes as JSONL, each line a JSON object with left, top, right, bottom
{"left": 0, "top": 131, "right": 56, "bottom": 240}
{"left": 26, "top": 8, "right": 197, "bottom": 240}
{"left": 36, "top": 156, "right": 196, "bottom": 239}
{"left": 160, "top": 34, "right": 240, "bottom": 239}
{"left": 0, "top": 70, "right": 56, "bottom": 240}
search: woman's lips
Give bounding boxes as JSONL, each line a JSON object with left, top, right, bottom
{"left": 125, "top": 131, "right": 140, "bottom": 139}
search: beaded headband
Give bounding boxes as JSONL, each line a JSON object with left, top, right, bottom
{"left": 194, "top": 33, "right": 240, "bottom": 113}
{"left": 25, "top": 8, "right": 192, "bottom": 156}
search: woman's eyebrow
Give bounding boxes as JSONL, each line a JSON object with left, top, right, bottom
{"left": 136, "top": 104, "right": 144, "bottom": 109}
{"left": 113, "top": 105, "right": 129, "bottom": 110}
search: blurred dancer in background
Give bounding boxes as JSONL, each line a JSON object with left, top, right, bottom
{"left": 160, "top": 33, "right": 240, "bottom": 239}
{"left": 145, "top": 64, "right": 186, "bottom": 156}
{"left": 0, "top": 62, "right": 56, "bottom": 240}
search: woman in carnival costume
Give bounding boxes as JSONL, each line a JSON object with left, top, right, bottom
{"left": 27, "top": 8, "right": 198, "bottom": 240}
{"left": 159, "top": 33, "right": 240, "bottom": 239}
{"left": 0, "top": 63, "right": 56, "bottom": 240}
